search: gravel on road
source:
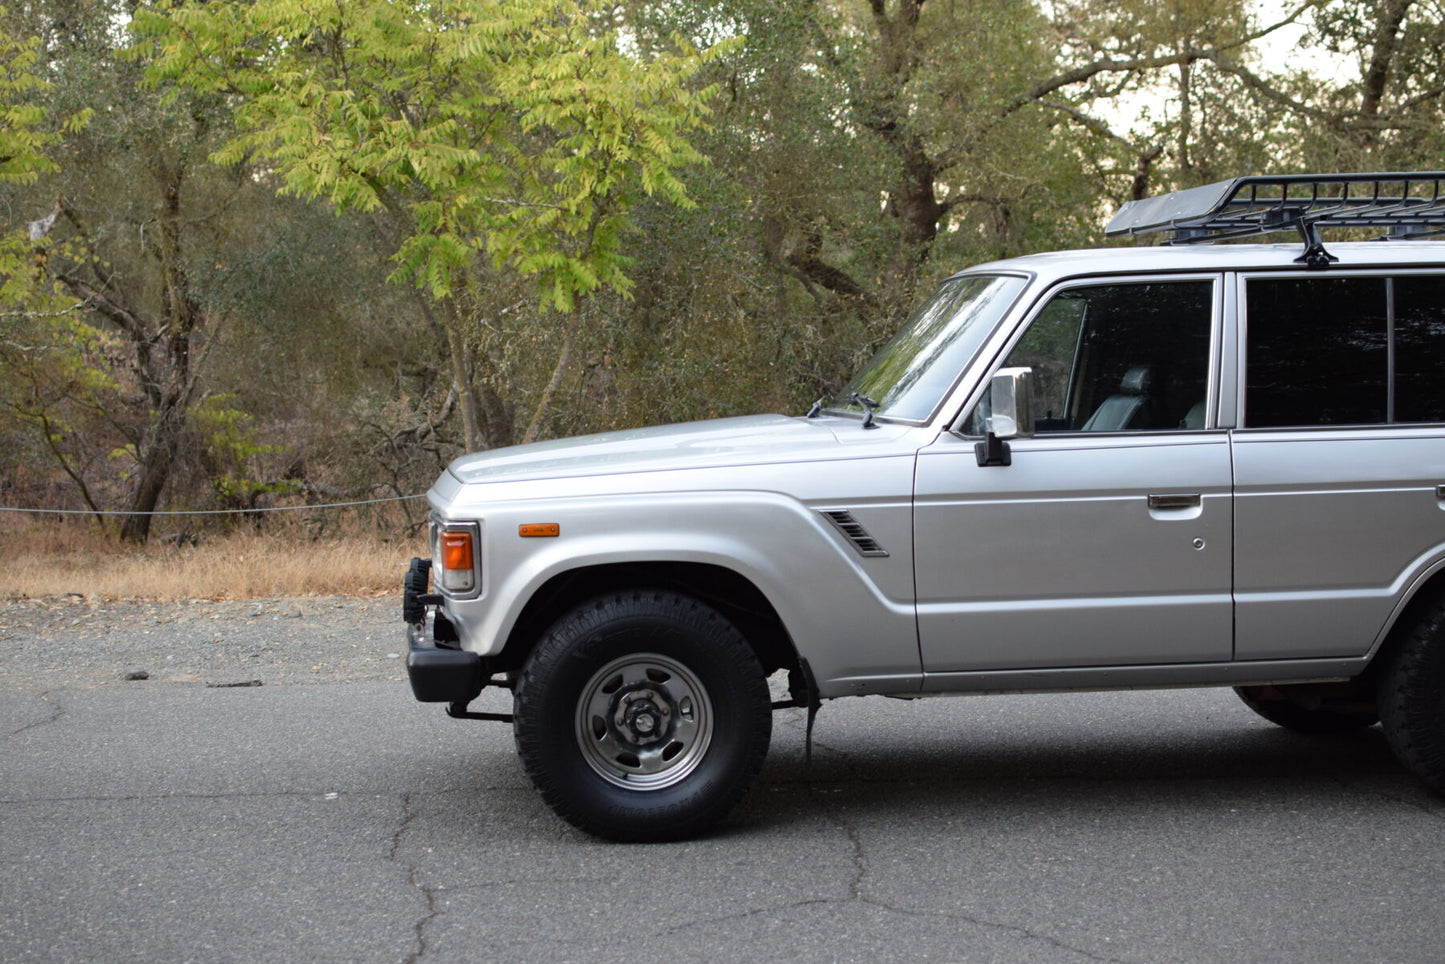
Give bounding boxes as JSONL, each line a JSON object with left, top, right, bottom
{"left": 0, "top": 596, "right": 409, "bottom": 690}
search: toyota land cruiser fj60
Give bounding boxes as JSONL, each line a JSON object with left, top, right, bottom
{"left": 403, "top": 172, "right": 1445, "bottom": 841}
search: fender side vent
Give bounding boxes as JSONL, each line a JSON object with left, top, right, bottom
{"left": 820, "top": 510, "right": 889, "bottom": 558}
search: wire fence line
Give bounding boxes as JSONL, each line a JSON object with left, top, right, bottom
{"left": 0, "top": 494, "right": 428, "bottom": 517}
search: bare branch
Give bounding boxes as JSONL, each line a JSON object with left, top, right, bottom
{"left": 1010, "top": 49, "right": 1211, "bottom": 116}
{"left": 54, "top": 272, "right": 150, "bottom": 341}
{"left": 1035, "top": 98, "right": 1138, "bottom": 148}
{"left": 1202, "top": 54, "right": 1427, "bottom": 131}
{"left": 1009, "top": 0, "right": 1329, "bottom": 118}
{"left": 1400, "top": 83, "right": 1445, "bottom": 113}
{"left": 0, "top": 302, "right": 86, "bottom": 323}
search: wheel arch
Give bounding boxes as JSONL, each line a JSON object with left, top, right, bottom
{"left": 491, "top": 561, "right": 801, "bottom": 679}
{"left": 1370, "top": 562, "right": 1445, "bottom": 677}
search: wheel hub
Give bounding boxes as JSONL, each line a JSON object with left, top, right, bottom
{"left": 614, "top": 688, "right": 673, "bottom": 745}
{"left": 575, "top": 653, "right": 714, "bottom": 791}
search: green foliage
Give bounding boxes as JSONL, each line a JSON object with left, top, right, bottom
{"left": 1294, "top": 0, "right": 1445, "bottom": 170}
{"left": 0, "top": 279, "right": 129, "bottom": 517}
{"left": 9, "top": 0, "right": 1445, "bottom": 530}
{"left": 0, "top": 12, "right": 112, "bottom": 513}
{"left": 192, "top": 394, "right": 298, "bottom": 507}
{"left": 0, "top": 11, "right": 87, "bottom": 300}
{"left": 0, "top": 13, "right": 72, "bottom": 185}
{"left": 134, "top": 0, "right": 727, "bottom": 312}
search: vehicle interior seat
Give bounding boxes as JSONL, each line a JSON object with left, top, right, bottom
{"left": 1081, "top": 365, "right": 1155, "bottom": 431}
{"left": 1181, "top": 399, "right": 1207, "bottom": 429}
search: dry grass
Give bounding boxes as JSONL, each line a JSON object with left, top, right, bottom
{"left": 2, "top": 521, "right": 418, "bottom": 601}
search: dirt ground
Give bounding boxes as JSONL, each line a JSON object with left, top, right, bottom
{"left": 0, "top": 596, "right": 409, "bottom": 690}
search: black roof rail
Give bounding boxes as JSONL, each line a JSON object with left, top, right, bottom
{"left": 1105, "top": 172, "right": 1445, "bottom": 268}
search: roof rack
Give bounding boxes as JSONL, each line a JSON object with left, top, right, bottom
{"left": 1105, "top": 172, "right": 1445, "bottom": 268}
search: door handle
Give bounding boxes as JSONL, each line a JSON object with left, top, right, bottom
{"left": 1147, "top": 493, "right": 1202, "bottom": 510}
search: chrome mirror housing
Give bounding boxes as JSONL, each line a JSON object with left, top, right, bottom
{"left": 987, "top": 367, "right": 1035, "bottom": 440}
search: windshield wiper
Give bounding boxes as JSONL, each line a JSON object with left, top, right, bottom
{"left": 847, "top": 392, "right": 880, "bottom": 429}
{"left": 805, "top": 395, "right": 831, "bottom": 419}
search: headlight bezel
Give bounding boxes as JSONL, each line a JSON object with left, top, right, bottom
{"left": 429, "top": 517, "right": 482, "bottom": 598}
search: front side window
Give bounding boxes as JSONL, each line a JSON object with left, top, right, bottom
{"left": 969, "top": 280, "right": 1214, "bottom": 434}
{"left": 1245, "top": 274, "right": 1445, "bottom": 427}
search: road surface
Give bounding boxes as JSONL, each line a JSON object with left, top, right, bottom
{"left": 4, "top": 667, "right": 1443, "bottom": 963}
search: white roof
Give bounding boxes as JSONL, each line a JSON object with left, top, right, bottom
{"left": 956, "top": 241, "right": 1445, "bottom": 285}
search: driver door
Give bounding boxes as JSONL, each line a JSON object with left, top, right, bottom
{"left": 913, "top": 277, "right": 1235, "bottom": 676}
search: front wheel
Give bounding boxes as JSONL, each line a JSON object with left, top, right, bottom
{"left": 513, "top": 590, "right": 772, "bottom": 842}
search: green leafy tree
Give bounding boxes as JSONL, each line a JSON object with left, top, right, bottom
{"left": 0, "top": 11, "right": 104, "bottom": 520}
{"left": 1286, "top": 0, "right": 1445, "bottom": 169}
{"left": 135, "top": 0, "right": 727, "bottom": 450}
{"left": 1048, "top": 0, "right": 1445, "bottom": 189}
{"left": 0, "top": 18, "right": 60, "bottom": 184}
{"left": 592, "top": 0, "right": 1224, "bottom": 425}
{"left": 30, "top": 7, "right": 244, "bottom": 542}
{"left": 570, "top": 0, "right": 1364, "bottom": 437}
{"left": 1, "top": 0, "right": 348, "bottom": 542}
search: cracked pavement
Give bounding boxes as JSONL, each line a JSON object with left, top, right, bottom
{"left": 4, "top": 677, "right": 1445, "bottom": 963}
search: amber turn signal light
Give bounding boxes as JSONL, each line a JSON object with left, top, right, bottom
{"left": 440, "top": 530, "right": 474, "bottom": 571}
{"left": 519, "top": 523, "right": 560, "bottom": 538}
{"left": 437, "top": 528, "right": 477, "bottom": 593}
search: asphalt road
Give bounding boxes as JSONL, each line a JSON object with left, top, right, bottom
{"left": 4, "top": 672, "right": 1444, "bottom": 964}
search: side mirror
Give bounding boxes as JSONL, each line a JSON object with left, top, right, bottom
{"left": 976, "top": 367, "right": 1034, "bottom": 466}
{"left": 985, "top": 367, "right": 1035, "bottom": 439}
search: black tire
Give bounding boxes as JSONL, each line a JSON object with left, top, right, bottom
{"left": 1234, "top": 682, "right": 1378, "bottom": 734}
{"left": 1378, "top": 603, "right": 1445, "bottom": 795}
{"left": 513, "top": 589, "right": 772, "bottom": 842}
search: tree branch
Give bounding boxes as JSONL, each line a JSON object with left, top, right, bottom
{"left": 53, "top": 272, "right": 149, "bottom": 342}
{"left": 1035, "top": 98, "right": 1138, "bottom": 149}
{"left": 1009, "top": 0, "right": 1328, "bottom": 119}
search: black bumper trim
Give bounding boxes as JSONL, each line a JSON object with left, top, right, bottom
{"left": 407, "top": 641, "right": 485, "bottom": 704}
{"left": 404, "top": 557, "right": 485, "bottom": 704}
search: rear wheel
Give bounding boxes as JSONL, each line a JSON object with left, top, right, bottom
{"left": 513, "top": 589, "right": 772, "bottom": 842}
{"left": 1234, "top": 682, "right": 1378, "bottom": 734}
{"left": 1378, "top": 603, "right": 1445, "bottom": 795}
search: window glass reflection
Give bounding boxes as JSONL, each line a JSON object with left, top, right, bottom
{"left": 839, "top": 275, "right": 1028, "bottom": 422}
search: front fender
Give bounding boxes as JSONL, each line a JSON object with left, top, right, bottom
{"left": 443, "top": 489, "right": 922, "bottom": 697}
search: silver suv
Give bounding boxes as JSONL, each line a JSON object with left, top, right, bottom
{"left": 404, "top": 172, "right": 1445, "bottom": 841}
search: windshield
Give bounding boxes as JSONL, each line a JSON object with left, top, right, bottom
{"left": 834, "top": 274, "right": 1028, "bottom": 422}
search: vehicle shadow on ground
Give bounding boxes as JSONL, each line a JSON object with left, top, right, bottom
{"left": 399, "top": 697, "right": 1443, "bottom": 839}
{"left": 732, "top": 719, "right": 1441, "bottom": 831}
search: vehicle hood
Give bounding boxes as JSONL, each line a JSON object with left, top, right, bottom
{"left": 446, "top": 414, "right": 910, "bottom": 486}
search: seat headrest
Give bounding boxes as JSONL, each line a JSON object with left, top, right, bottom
{"left": 1119, "top": 366, "right": 1152, "bottom": 395}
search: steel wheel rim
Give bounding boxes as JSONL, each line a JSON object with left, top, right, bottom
{"left": 576, "top": 653, "right": 714, "bottom": 790}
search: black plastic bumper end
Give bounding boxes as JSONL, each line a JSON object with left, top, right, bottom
{"left": 407, "top": 646, "right": 484, "bottom": 704}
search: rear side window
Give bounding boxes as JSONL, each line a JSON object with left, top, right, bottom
{"left": 1395, "top": 277, "right": 1445, "bottom": 422}
{"left": 1245, "top": 275, "right": 1445, "bottom": 427}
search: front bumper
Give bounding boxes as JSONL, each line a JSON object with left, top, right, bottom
{"left": 403, "top": 557, "right": 484, "bottom": 704}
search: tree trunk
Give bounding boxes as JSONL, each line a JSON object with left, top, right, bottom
{"left": 444, "top": 320, "right": 483, "bottom": 453}
{"left": 1360, "top": 0, "right": 1414, "bottom": 125}
{"left": 522, "top": 318, "right": 578, "bottom": 445}
{"left": 118, "top": 401, "right": 183, "bottom": 543}
{"left": 52, "top": 147, "right": 211, "bottom": 543}
{"left": 864, "top": 0, "right": 941, "bottom": 295}
{"left": 881, "top": 129, "right": 945, "bottom": 283}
